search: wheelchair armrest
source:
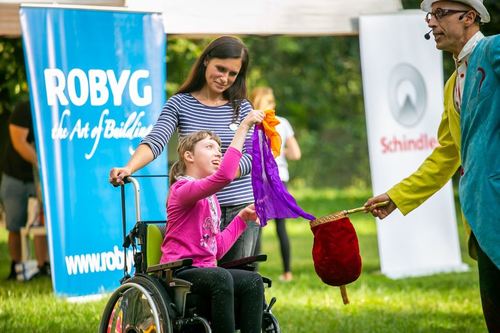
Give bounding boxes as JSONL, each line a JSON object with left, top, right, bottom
{"left": 219, "top": 254, "right": 267, "bottom": 269}
{"left": 146, "top": 258, "right": 193, "bottom": 273}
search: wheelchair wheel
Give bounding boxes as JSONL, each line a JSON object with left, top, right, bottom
{"left": 262, "top": 311, "right": 280, "bottom": 333}
{"left": 99, "top": 274, "right": 174, "bottom": 333}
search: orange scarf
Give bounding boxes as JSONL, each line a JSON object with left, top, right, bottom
{"left": 261, "top": 110, "right": 281, "bottom": 158}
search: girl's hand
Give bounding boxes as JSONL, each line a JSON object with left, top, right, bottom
{"left": 229, "top": 110, "right": 265, "bottom": 152}
{"left": 238, "top": 204, "right": 260, "bottom": 225}
{"left": 241, "top": 110, "right": 265, "bottom": 127}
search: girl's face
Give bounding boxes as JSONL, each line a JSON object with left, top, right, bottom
{"left": 189, "top": 137, "right": 222, "bottom": 178}
{"left": 204, "top": 57, "right": 242, "bottom": 96}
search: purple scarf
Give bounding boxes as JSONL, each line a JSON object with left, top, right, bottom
{"left": 251, "top": 124, "right": 315, "bottom": 226}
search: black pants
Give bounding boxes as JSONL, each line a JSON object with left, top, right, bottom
{"left": 176, "top": 267, "right": 263, "bottom": 333}
{"left": 274, "top": 218, "right": 291, "bottom": 273}
{"left": 471, "top": 233, "right": 500, "bottom": 333}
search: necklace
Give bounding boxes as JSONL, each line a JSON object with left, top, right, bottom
{"left": 229, "top": 122, "right": 239, "bottom": 131}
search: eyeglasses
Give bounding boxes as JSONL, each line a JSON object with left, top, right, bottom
{"left": 425, "top": 8, "right": 469, "bottom": 23}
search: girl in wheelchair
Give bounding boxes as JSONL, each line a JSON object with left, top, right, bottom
{"left": 162, "top": 109, "right": 265, "bottom": 333}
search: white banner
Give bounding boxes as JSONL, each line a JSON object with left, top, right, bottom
{"left": 360, "top": 11, "right": 467, "bottom": 278}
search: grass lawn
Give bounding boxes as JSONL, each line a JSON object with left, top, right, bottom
{"left": 0, "top": 187, "right": 485, "bottom": 332}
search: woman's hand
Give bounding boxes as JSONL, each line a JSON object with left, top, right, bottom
{"left": 364, "top": 193, "right": 397, "bottom": 219}
{"left": 108, "top": 145, "right": 155, "bottom": 186}
{"left": 109, "top": 166, "right": 132, "bottom": 186}
{"left": 238, "top": 203, "right": 260, "bottom": 225}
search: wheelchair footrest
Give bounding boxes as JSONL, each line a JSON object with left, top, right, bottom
{"left": 174, "top": 315, "right": 212, "bottom": 333}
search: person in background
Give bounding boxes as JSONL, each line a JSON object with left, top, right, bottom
{"left": 365, "top": 1, "right": 499, "bottom": 331}
{"left": 109, "top": 36, "right": 261, "bottom": 263}
{"left": 0, "top": 100, "right": 50, "bottom": 280}
{"left": 250, "top": 86, "right": 302, "bottom": 282}
{"left": 161, "top": 108, "right": 265, "bottom": 333}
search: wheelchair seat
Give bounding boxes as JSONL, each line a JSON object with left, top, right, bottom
{"left": 145, "top": 223, "right": 166, "bottom": 268}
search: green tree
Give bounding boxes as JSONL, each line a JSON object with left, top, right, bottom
{"left": 243, "top": 36, "right": 369, "bottom": 187}
{"left": 0, "top": 37, "right": 28, "bottom": 115}
{"left": 0, "top": 37, "right": 28, "bottom": 178}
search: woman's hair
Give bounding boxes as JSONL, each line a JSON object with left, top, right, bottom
{"left": 249, "top": 86, "right": 275, "bottom": 110}
{"left": 177, "top": 36, "right": 250, "bottom": 122}
{"left": 169, "top": 130, "right": 222, "bottom": 185}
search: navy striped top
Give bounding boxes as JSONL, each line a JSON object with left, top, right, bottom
{"left": 141, "top": 93, "right": 254, "bottom": 206}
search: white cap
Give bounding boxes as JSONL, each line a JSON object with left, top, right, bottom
{"left": 420, "top": 0, "right": 490, "bottom": 23}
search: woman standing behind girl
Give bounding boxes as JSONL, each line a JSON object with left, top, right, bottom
{"left": 110, "top": 36, "right": 260, "bottom": 262}
{"left": 250, "top": 86, "right": 302, "bottom": 282}
{"left": 162, "top": 109, "right": 264, "bottom": 333}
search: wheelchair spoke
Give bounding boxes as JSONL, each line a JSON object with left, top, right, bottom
{"left": 100, "top": 276, "right": 174, "bottom": 333}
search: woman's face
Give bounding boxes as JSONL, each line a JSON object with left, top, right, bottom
{"left": 204, "top": 57, "right": 242, "bottom": 95}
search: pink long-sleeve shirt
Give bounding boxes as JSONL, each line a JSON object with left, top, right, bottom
{"left": 160, "top": 147, "right": 248, "bottom": 267}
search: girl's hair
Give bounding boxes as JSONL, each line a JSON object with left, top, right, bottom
{"left": 169, "top": 130, "right": 222, "bottom": 185}
{"left": 177, "top": 36, "right": 250, "bottom": 123}
{"left": 249, "top": 86, "right": 275, "bottom": 110}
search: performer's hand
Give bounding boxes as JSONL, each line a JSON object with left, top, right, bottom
{"left": 109, "top": 167, "right": 132, "bottom": 186}
{"left": 238, "top": 204, "right": 260, "bottom": 225}
{"left": 364, "top": 193, "right": 397, "bottom": 219}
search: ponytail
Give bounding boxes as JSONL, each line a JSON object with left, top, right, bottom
{"left": 169, "top": 160, "right": 185, "bottom": 185}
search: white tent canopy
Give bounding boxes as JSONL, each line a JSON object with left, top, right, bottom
{"left": 1, "top": 0, "right": 402, "bottom": 36}
{"left": 0, "top": 0, "right": 124, "bottom": 36}
{"left": 126, "top": 0, "right": 402, "bottom": 36}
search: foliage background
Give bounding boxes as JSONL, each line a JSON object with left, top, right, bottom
{"left": 166, "top": 0, "right": 499, "bottom": 187}
{"left": 0, "top": 1, "right": 498, "bottom": 187}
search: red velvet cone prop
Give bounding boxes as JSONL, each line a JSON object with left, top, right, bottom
{"left": 310, "top": 201, "right": 388, "bottom": 304}
{"left": 311, "top": 216, "right": 362, "bottom": 287}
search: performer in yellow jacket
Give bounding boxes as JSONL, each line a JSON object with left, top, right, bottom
{"left": 365, "top": 1, "right": 499, "bottom": 331}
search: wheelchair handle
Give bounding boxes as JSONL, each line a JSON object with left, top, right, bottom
{"left": 118, "top": 175, "right": 167, "bottom": 280}
{"left": 120, "top": 175, "right": 169, "bottom": 224}
{"left": 122, "top": 176, "right": 142, "bottom": 222}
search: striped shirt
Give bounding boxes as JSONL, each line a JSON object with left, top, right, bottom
{"left": 141, "top": 93, "right": 254, "bottom": 206}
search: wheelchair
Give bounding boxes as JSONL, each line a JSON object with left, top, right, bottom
{"left": 99, "top": 176, "right": 280, "bottom": 333}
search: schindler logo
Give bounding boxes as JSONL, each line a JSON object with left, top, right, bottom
{"left": 387, "top": 63, "right": 427, "bottom": 127}
{"left": 381, "top": 63, "right": 437, "bottom": 153}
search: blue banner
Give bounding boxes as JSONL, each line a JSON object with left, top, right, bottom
{"left": 20, "top": 6, "right": 167, "bottom": 298}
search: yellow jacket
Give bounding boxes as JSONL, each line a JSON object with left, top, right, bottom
{"left": 387, "top": 71, "right": 461, "bottom": 215}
